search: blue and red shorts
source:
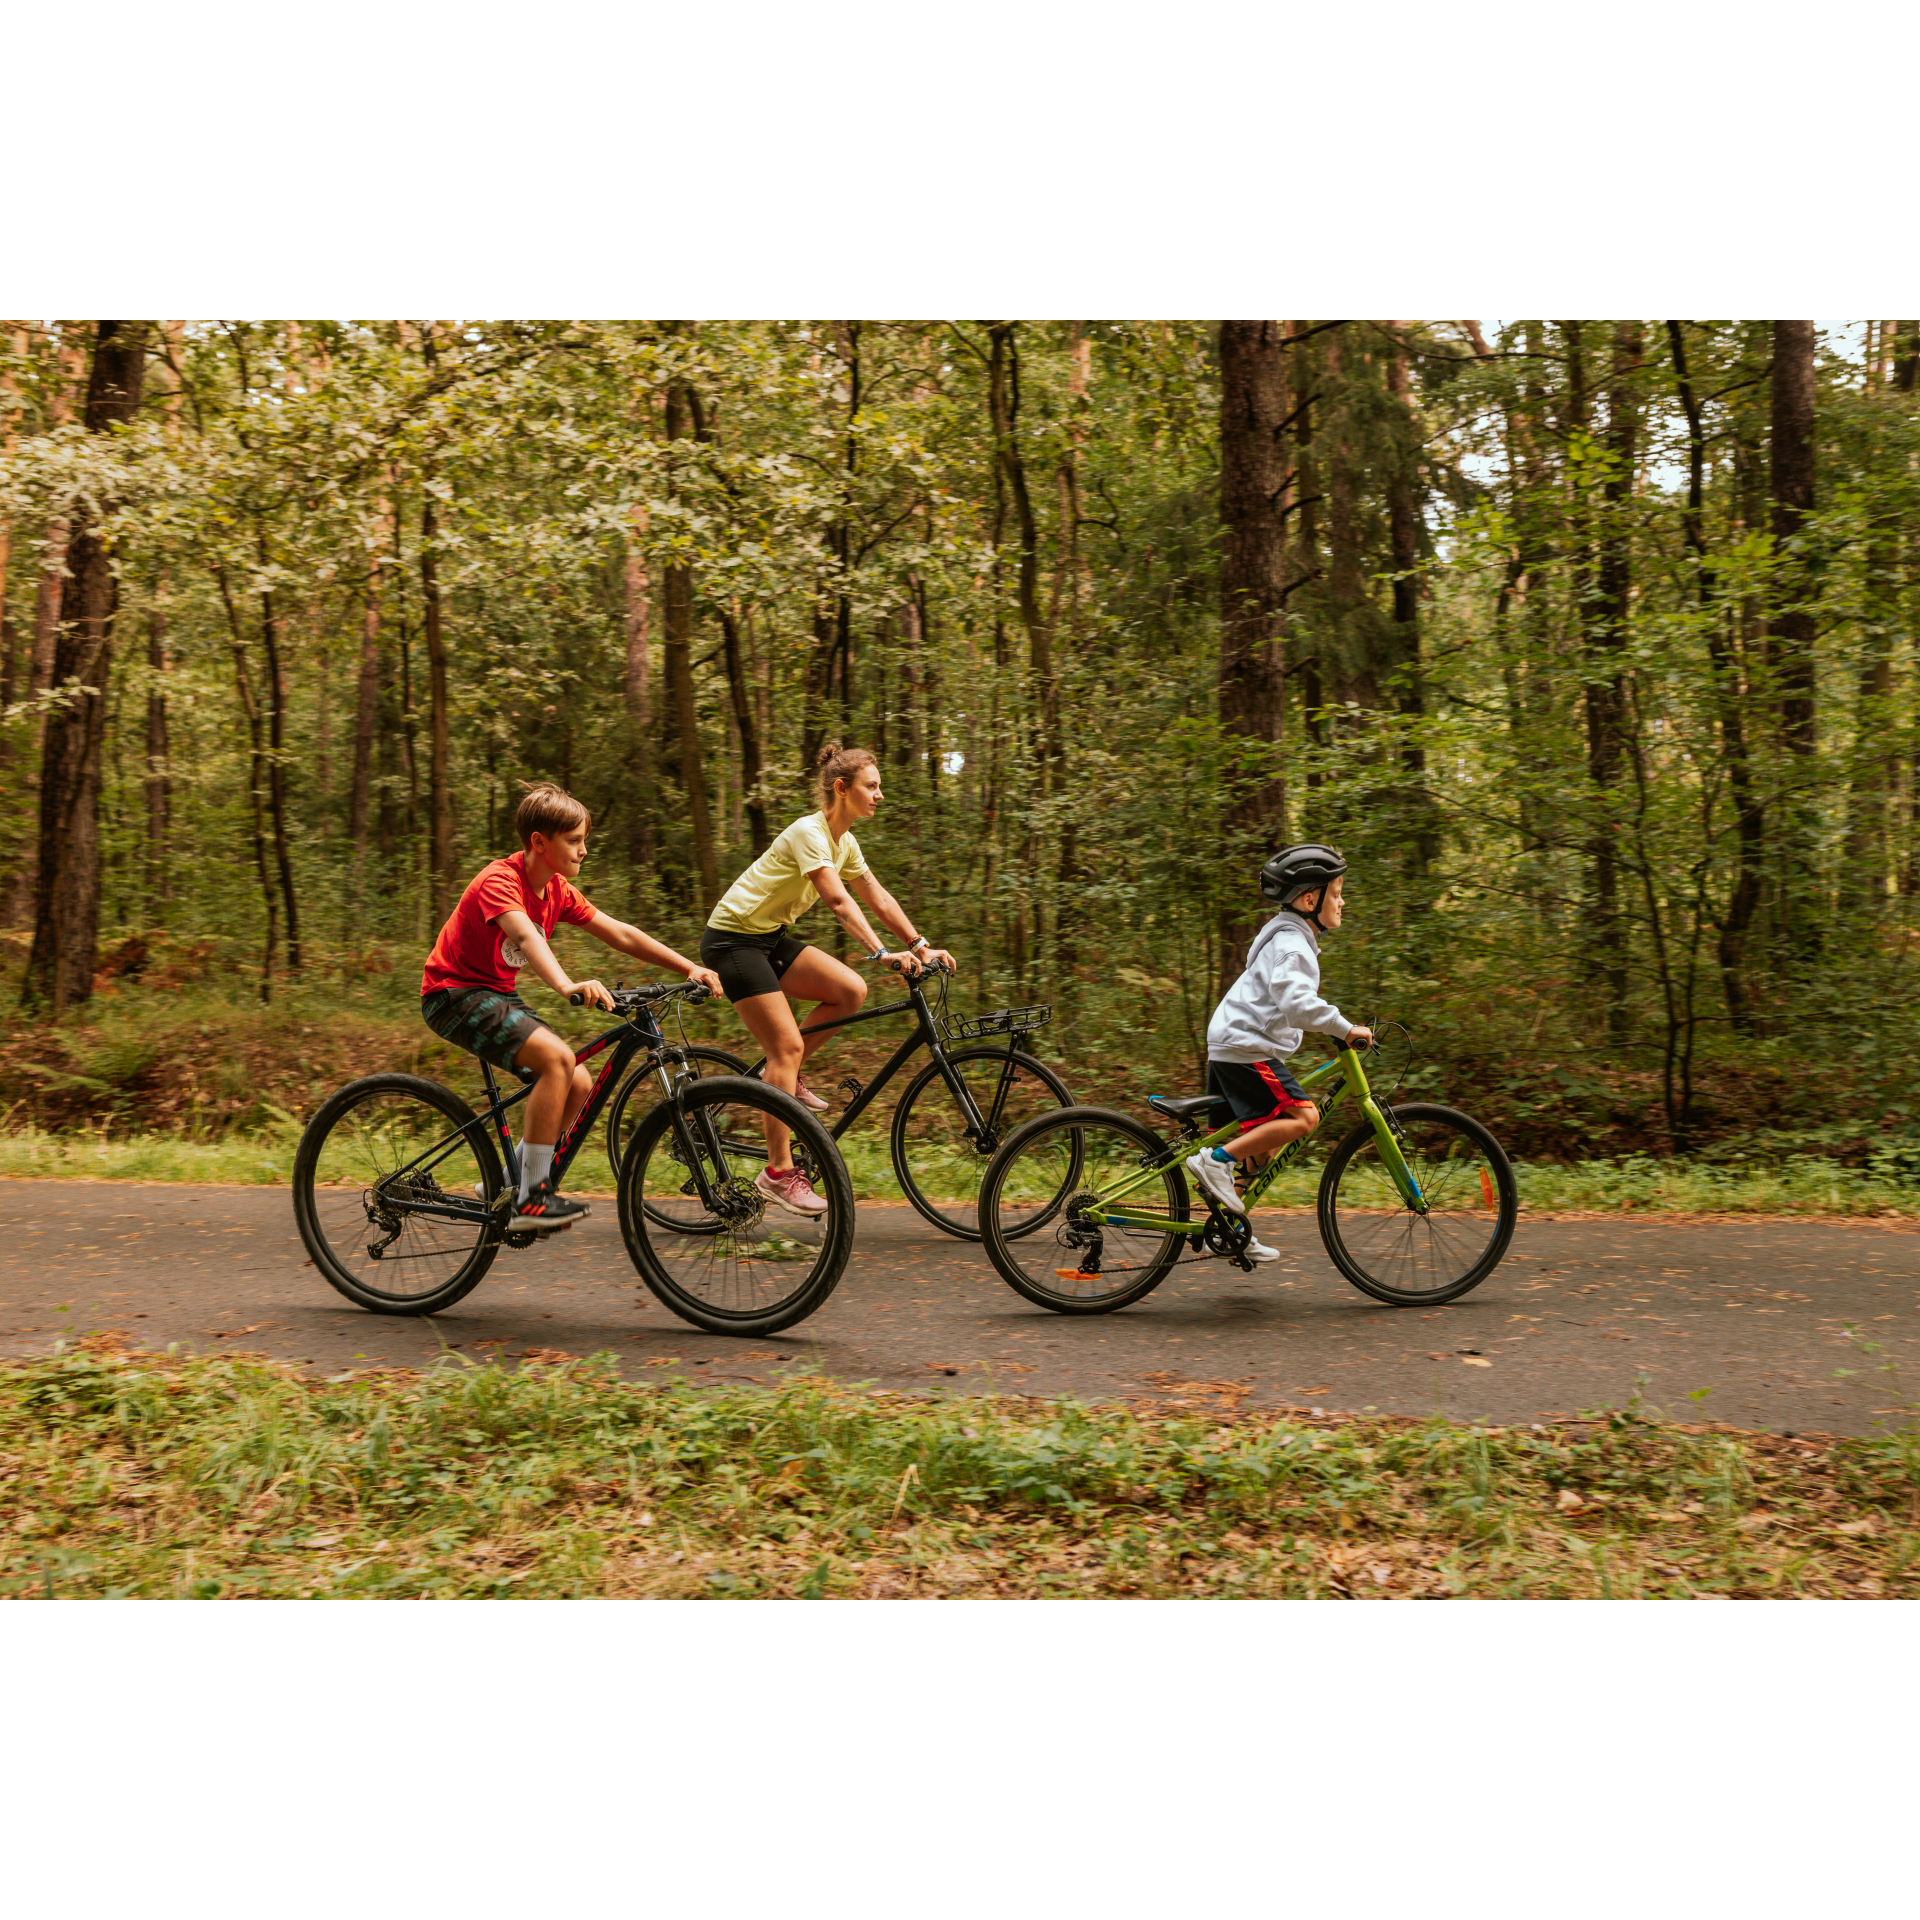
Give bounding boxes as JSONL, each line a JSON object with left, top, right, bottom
{"left": 1207, "top": 1057, "right": 1313, "bottom": 1132}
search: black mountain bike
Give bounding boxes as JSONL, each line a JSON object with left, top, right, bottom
{"left": 606, "top": 958, "right": 1074, "bottom": 1240}
{"left": 293, "top": 982, "right": 854, "bottom": 1336}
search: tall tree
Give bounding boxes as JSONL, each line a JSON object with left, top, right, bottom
{"left": 1667, "top": 321, "right": 1764, "bottom": 1029}
{"left": 1216, "top": 321, "right": 1293, "bottom": 990}
{"left": 24, "top": 322, "right": 146, "bottom": 1011}
{"left": 663, "top": 371, "right": 719, "bottom": 906}
{"left": 418, "top": 323, "right": 457, "bottom": 921}
{"left": 1769, "top": 319, "right": 1819, "bottom": 956}
{"left": 1583, "top": 322, "right": 1641, "bottom": 1045}
{"left": 623, "top": 494, "right": 655, "bottom": 871}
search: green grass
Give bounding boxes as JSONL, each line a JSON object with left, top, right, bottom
{"left": 5, "top": 1343, "right": 1918, "bottom": 1599}
{"left": 2, "top": 1119, "right": 1916, "bottom": 1221}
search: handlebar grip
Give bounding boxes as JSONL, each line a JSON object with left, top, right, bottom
{"left": 569, "top": 990, "right": 586, "bottom": 1006}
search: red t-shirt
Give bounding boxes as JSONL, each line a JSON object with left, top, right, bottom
{"left": 419, "top": 853, "right": 599, "bottom": 998}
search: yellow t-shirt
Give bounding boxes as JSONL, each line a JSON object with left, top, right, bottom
{"left": 707, "top": 812, "right": 871, "bottom": 936}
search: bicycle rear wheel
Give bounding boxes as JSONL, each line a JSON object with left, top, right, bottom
{"left": 979, "top": 1107, "right": 1191, "bottom": 1314}
{"left": 604, "top": 1046, "right": 749, "bottom": 1180}
{"left": 293, "top": 1074, "right": 503, "bottom": 1316}
{"left": 1317, "top": 1102, "right": 1517, "bottom": 1306}
{"left": 890, "top": 1045, "right": 1075, "bottom": 1240}
{"left": 616, "top": 1076, "right": 855, "bottom": 1336}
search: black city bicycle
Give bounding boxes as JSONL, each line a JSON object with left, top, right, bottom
{"left": 608, "top": 957, "right": 1074, "bottom": 1240}
{"left": 293, "top": 981, "right": 854, "bottom": 1335}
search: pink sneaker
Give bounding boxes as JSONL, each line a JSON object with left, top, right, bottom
{"left": 756, "top": 1166, "right": 829, "bottom": 1217}
{"left": 793, "top": 1079, "right": 831, "bottom": 1112}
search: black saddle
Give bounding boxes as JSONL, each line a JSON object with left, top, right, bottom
{"left": 1147, "top": 1093, "right": 1219, "bottom": 1123}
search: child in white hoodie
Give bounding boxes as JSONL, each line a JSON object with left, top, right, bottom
{"left": 1188, "top": 844, "right": 1372, "bottom": 1259}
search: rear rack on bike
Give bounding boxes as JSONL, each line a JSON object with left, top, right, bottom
{"left": 944, "top": 1003, "right": 1053, "bottom": 1043}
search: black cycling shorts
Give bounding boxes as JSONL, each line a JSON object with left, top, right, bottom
{"left": 700, "top": 925, "right": 809, "bottom": 1003}
{"left": 1207, "top": 1057, "right": 1313, "bottom": 1131}
{"left": 421, "top": 985, "right": 551, "bottom": 1072}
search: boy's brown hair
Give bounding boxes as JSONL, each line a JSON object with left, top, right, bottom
{"left": 514, "top": 782, "right": 591, "bottom": 850}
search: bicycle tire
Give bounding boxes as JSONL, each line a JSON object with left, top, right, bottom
{"left": 890, "top": 1045, "right": 1075, "bottom": 1241}
{"left": 1317, "top": 1102, "right": 1517, "bottom": 1307}
{"left": 293, "top": 1073, "right": 504, "bottom": 1316}
{"left": 616, "top": 1075, "right": 855, "bottom": 1336}
{"left": 978, "top": 1106, "right": 1190, "bottom": 1315}
{"left": 604, "top": 1045, "right": 749, "bottom": 1179}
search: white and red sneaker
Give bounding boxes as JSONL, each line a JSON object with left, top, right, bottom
{"left": 792, "top": 1079, "right": 831, "bottom": 1112}
{"left": 755, "top": 1166, "right": 829, "bottom": 1217}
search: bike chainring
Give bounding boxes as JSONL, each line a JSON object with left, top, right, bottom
{"left": 1201, "top": 1210, "right": 1253, "bottom": 1261}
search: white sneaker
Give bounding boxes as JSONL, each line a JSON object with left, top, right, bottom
{"left": 1243, "top": 1234, "right": 1280, "bottom": 1263}
{"left": 1186, "top": 1148, "right": 1245, "bottom": 1215}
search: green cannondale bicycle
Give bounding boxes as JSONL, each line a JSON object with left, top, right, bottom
{"left": 976, "top": 1024, "right": 1517, "bottom": 1314}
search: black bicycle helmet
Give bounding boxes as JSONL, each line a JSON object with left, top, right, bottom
{"left": 1259, "top": 842, "right": 1347, "bottom": 905}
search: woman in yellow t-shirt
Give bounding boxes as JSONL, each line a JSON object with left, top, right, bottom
{"left": 700, "top": 741, "right": 958, "bottom": 1216}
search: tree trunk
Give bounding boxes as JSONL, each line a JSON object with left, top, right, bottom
{"left": 624, "top": 498, "right": 655, "bottom": 871}
{"left": 1216, "top": 320, "right": 1292, "bottom": 993}
{"left": 1769, "top": 319, "right": 1819, "bottom": 957}
{"left": 1584, "top": 322, "right": 1641, "bottom": 1047}
{"left": 664, "top": 377, "right": 719, "bottom": 905}
{"left": 1894, "top": 321, "right": 1919, "bottom": 395}
{"left": 257, "top": 567, "right": 303, "bottom": 974}
{"left": 1383, "top": 324, "right": 1438, "bottom": 887}
{"left": 0, "top": 323, "right": 19, "bottom": 784}
{"left": 347, "top": 502, "right": 384, "bottom": 863}
{"left": 719, "top": 604, "right": 768, "bottom": 854}
{"left": 215, "top": 569, "right": 281, "bottom": 998}
{"left": 144, "top": 571, "right": 171, "bottom": 908}
{"left": 1668, "top": 322, "right": 1765, "bottom": 1030}
{"left": 417, "top": 325, "right": 456, "bottom": 921}
{"left": 419, "top": 490, "right": 455, "bottom": 919}
{"left": 24, "top": 322, "right": 146, "bottom": 1012}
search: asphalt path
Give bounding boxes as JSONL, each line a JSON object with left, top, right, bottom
{"left": 3, "top": 1179, "right": 1918, "bottom": 1435}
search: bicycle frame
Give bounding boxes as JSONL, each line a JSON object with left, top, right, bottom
{"left": 1092, "top": 1040, "right": 1427, "bottom": 1236}
{"left": 737, "top": 972, "right": 1032, "bottom": 1157}
{"left": 373, "top": 999, "right": 719, "bottom": 1230}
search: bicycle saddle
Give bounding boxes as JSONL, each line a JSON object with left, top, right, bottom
{"left": 1147, "top": 1093, "right": 1218, "bottom": 1122}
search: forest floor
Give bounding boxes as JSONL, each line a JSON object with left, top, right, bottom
{"left": 5, "top": 1340, "right": 1916, "bottom": 1599}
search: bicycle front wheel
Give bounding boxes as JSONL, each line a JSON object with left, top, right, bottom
{"left": 979, "top": 1106, "right": 1191, "bottom": 1315}
{"left": 293, "top": 1074, "right": 503, "bottom": 1316}
{"left": 890, "top": 1045, "right": 1075, "bottom": 1240}
{"left": 604, "top": 1045, "right": 749, "bottom": 1179}
{"left": 616, "top": 1076, "right": 855, "bottom": 1336}
{"left": 1317, "top": 1102, "right": 1517, "bottom": 1306}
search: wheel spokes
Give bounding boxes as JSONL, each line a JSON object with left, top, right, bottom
{"left": 897, "top": 1056, "right": 1067, "bottom": 1227}
{"left": 633, "top": 1096, "right": 839, "bottom": 1318}
{"left": 307, "top": 1090, "right": 491, "bottom": 1302}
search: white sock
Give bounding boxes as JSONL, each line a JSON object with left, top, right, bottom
{"left": 519, "top": 1141, "right": 555, "bottom": 1202}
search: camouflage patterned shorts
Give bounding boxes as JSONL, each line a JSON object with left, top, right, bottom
{"left": 420, "top": 986, "right": 550, "bottom": 1072}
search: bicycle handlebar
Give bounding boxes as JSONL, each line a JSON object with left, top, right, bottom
{"left": 859, "top": 952, "right": 953, "bottom": 982}
{"left": 570, "top": 981, "right": 713, "bottom": 1011}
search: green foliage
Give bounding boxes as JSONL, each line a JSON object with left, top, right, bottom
{"left": 3, "top": 320, "right": 1919, "bottom": 1170}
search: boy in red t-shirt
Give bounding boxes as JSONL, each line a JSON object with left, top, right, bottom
{"left": 421, "top": 783, "right": 721, "bottom": 1231}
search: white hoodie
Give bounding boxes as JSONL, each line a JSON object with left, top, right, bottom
{"left": 1206, "top": 910, "right": 1352, "bottom": 1063}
